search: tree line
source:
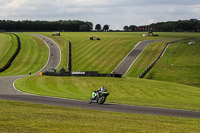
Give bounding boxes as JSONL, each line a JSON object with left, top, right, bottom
{"left": 0, "top": 20, "right": 93, "bottom": 31}
{"left": 123, "top": 19, "right": 200, "bottom": 32}
{"left": 1, "top": 19, "right": 199, "bottom": 32}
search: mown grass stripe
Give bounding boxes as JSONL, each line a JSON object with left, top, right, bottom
{"left": 0, "top": 34, "right": 13, "bottom": 67}
{"left": 72, "top": 41, "right": 99, "bottom": 65}
{"left": 73, "top": 40, "right": 107, "bottom": 71}
{"left": 80, "top": 43, "right": 108, "bottom": 67}
{"left": 0, "top": 34, "right": 19, "bottom": 70}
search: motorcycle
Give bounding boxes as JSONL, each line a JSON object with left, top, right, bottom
{"left": 89, "top": 90, "right": 109, "bottom": 104}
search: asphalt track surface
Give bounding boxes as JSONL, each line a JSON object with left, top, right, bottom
{"left": 112, "top": 40, "right": 159, "bottom": 76}
{"left": 0, "top": 36, "right": 200, "bottom": 119}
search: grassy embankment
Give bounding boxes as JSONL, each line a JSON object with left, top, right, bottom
{"left": 0, "top": 100, "right": 200, "bottom": 133}
{"left": 145, "top": 39, "right": 200, "bottom": 87}
{"left": 0, "top": 33, "right": 17, "bottom": 68}
{"left": 0, "top": 34, "right": 49, "bottom": 76}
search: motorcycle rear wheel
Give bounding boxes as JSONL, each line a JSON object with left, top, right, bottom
{"left": 98, "top": 96, "right": 106, "bottom": 104}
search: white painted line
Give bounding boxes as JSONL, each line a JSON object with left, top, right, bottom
{"left": 12, "top": 76, "right": 28, "bottom": 95}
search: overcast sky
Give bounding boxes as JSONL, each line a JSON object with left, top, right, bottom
{"left": 0, "top": 0, "right": 200, "bottom": 30}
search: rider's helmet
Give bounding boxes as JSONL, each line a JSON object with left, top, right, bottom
{"left": 100, "top": 86, "right": 105, "bottom": 91}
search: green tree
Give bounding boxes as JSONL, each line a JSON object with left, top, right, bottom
{"left": 103, "top": 24, "right": 109, "bottom": 32}
{"left": 129, "top": 25, "right": 137, "bottom": 31}
{"left": 123, "top": 26, "right": 129, "bottom": 31}
{"left": 95, "top": 24, "right": 102, "bottom": 31}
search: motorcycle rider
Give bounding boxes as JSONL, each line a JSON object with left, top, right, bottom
{"left": 89, "top": 86, "right": 109, "bottom": 104}
{"left": 94, "top": 86, "right": 106, "bottom": 100}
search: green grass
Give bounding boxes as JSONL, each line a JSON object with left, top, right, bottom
{"left": 0, "top": 33, "right": 18, "bottom": 68}
{"left": 145, "top": 39, "right": 200, "bottom": 87}
{"left": 15, "top": 76, "right": 200, "bottom": 111}
{"left": 0, "top": 34, "right": 49, "bottom": 76}
{"left": 156, "top": 32, "right": 200, "bottom": 38}
{"left": 1, "top": 100, "right": 200, "bottom": 133}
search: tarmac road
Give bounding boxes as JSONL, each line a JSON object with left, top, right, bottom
{"left": 112, "top": 40, "right": 160, "bottom": 76}
{"left": 0, "top": 36, "right": 200, "bottom": 119}
{"left": 0, "top": 94, "right": 200, "bottom": 119}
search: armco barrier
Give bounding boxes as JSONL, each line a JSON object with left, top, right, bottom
{"left": 138, "top": 38, "right": 199, "bottom": 78}
{"left": 0, "top": 33, "right": 21, "bottom": 72}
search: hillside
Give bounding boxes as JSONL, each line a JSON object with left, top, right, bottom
{"left": 145, "top": 39, "right": 200, "bottom": 87}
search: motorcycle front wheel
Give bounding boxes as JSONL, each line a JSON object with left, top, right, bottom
{"left": 89, "top": 98, "right": 93, "bottom": 104}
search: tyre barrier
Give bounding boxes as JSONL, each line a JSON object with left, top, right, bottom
{"left": 138, "top": 38, "right": 199, "bottom": 78}
{"left": 0, "top": 33, "right": 21, "bottom": 72}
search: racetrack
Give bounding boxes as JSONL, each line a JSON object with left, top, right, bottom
{"left": 0, "top": 36, "right": 200, "bottom": 119}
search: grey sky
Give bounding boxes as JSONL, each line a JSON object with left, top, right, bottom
{"left": 0, "top": 0, "right": 200, "bottom": 30}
